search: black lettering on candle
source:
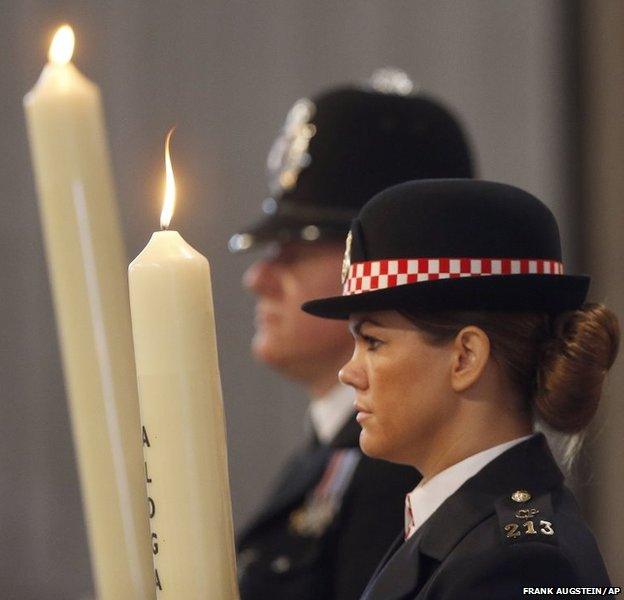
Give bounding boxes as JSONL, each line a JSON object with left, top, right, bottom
{"left": 155, "top": 568, "right": 163, "bottom": 590}
{"left": 152, "top": 532, "right": 159, "bottom": 555}
{"left": 142, "top": 426, "right": 151, "bottom": 447}
{"left": 145, "top": 461, "right": 152, "bottom": 483}
{"left": 148, "top": 497, "right": 156, "bottom": 518}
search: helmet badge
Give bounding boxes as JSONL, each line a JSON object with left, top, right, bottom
{"left": 267, "top": 98, "right": 317, "bottom": 194}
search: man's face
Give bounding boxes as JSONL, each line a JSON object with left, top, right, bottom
{"left": 243, "top": 240, "right": 352, "bottom": 387}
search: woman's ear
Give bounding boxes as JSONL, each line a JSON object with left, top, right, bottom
{"left": 450, "top": 326, "right": 491, "bottom": 393}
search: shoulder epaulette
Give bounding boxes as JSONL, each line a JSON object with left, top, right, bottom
{"left": 495, "top": 488, "right": 558, "bottom": 546}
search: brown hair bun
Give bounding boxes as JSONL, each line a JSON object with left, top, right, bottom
{"left": 535, "top": 303, "right": 620, "bottom": 433}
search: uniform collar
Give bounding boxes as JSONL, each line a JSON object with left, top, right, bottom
{"left": 308, "top": 384, "right": 356, "bottom": 444}
{"left": 405, "top": 435, "right": 533, "bottom": 536}
{"left": 418, "top": 432, "right": 563, "bottom": 561}
{"left": 362, "top": 433, "right": 564, "bottom": 600}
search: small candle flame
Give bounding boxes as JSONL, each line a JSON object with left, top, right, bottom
{"left": 49, "top": 25, "right": 75, "bottom": 65}
{"left": 160, "top": 127, "right": 177, "bottom": 230}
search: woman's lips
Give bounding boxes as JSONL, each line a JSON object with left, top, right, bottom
{"left": 356, "top": 412, "right": 372, "bottom": 424}
{"left": 355, "top": 402, "right": 372, "bottom": 423}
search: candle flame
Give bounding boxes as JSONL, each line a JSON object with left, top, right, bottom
{"left": 49, "top": 25, "right": 75, "bottom": 65}
{"left": 160, "top": 127, "right": 177, "bottom": 230}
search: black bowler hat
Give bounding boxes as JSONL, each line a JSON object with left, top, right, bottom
{"left": 302, "top": 180, "right": 590, "bottom": 319}
{"left": 229, "top": 69, "right": 474, "bottom": 253}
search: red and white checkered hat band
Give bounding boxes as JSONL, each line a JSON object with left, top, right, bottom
{"left": 343, "top": 258, "right": 564, "bottom": 295}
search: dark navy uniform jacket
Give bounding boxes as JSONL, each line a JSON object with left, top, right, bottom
{"left": 237, "top": 415, "right": 420, "bottom": 599}
{"left": 361, "top": 434, "right": 611, "bottom": 599}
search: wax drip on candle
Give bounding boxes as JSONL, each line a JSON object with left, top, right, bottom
{"left": 49, "top": 24, "right": 75, "bottom": 65}
{"left": 160, "top": 127, "right": 177, "bottom": 231}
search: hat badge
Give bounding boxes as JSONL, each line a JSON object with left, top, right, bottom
{"left": 341, "top": 231, "right": 353, "bottom": 284}
{"left": 267, "top": 98, "right": 317, "bottom": 194}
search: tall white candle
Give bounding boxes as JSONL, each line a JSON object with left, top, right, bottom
{"left": 128, "top": 131, "right": 239, "bottom": 598}
{"left": 23, "top": 25, "right": 155, "bottom": 600}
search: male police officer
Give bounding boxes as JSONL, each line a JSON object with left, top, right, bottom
{"left": 229, "top": 69, "right": 474, "bottom": 600}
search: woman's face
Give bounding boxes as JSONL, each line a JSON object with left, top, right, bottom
{"left": 339, "top": 310, "right": 457, "bottom": 467}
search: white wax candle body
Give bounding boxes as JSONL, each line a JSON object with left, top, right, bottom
{"left": 24, "top": 60, "right": 154, "bottom": 598}
{"left": 129, "top": 231, "right": 238, "bottom": 599}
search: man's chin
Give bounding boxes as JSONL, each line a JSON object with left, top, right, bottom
{"left": 251, "top": 335, "right": 296, "bottom": 373}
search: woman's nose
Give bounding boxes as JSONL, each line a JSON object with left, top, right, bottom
{"left": 243, "top": 259, "right": 279, "bottom": 297}
{"left": 339, "top": 355, "right": 368, "bottom": 391}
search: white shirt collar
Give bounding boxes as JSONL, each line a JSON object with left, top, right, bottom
{"left": 308, "top": 383, "right": 355, "bottom": 444}
{"left": 405, "top": 434, "right": 534, "bottom": 538}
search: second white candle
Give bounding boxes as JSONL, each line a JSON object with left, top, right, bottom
{"left": 128, "top": 133, "right": 238, "bottom": 598}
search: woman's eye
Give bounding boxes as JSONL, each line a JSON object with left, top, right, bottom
{"left": 362, "top": 335, "right": 382, "bottom": 351}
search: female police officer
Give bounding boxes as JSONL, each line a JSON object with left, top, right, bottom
{"left": 302, "top": 179, "right": 620, "bottom": 599}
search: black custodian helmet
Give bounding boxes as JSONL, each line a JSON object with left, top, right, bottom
{"left": 229, "top": 69, "right": 474, "bottom": 253}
